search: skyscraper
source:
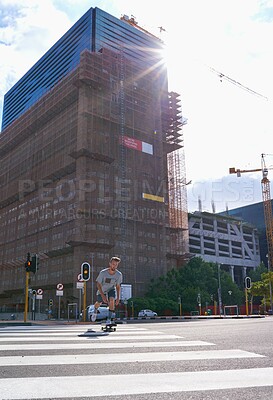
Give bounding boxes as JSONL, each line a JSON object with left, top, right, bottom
{"left": 2, "top": 8, "right": 164, "bottom": 130}
{"left": 0, "top": 7, "right": 189, "bottom": 314}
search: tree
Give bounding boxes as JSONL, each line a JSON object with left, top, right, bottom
{"left": 144, "top": 257, "right": 243, "bottom": 314}
{"left": 249, "top": 271, "right": 273, "bottom": 312}
{"left": 248, "top": 263, "right": 267, "bottom": 283}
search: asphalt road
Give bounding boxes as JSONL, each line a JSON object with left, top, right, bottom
{"left": 0, "top": 317, "right": 273, "bottom": 399}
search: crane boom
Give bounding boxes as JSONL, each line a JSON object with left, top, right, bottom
{"left": 229, "top": 154, "right": 273, "bottom": 270}
{"left": 208, "top": 65, "right": 268, "bottom": 100}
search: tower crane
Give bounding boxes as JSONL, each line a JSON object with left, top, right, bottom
{"left": 229, "top": 154, "right": 273, "bottom": 271}
{"left": 208, "top": 65, "right": 268, "bottom": 101}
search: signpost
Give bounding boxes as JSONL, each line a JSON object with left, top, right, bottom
{"left": 56, "top": 283, "right": 63, "bottom": 319}
{"left": 36, "top": 289, "right": 43, "bottom": 313}
{"left": 77, "top": 273, "right": 84, "bottom": 319}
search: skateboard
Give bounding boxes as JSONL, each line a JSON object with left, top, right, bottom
{"left": 101, "top": 322, "right": 117, "bottom": 332}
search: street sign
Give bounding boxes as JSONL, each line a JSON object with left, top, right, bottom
{"left": 56, "top": 290, "right": 63, "bottom": 296}
{"left": 120, "top": 284, "right": 132, "bottom": 301}
{"left": 57, "top": 283, "right": 63, "bottom": 290}
{"left": 37, "top": 288, "right": 43, "bottom": 295}
{"left": 76, "top": 281, "right": 84, "bottom": 289}
{"left": 78, "top": 273, "right": 84, "bottom": 282}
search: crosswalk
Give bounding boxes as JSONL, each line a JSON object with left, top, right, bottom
{"left": 0, "top": 322, "right": 272, "bottom": 399}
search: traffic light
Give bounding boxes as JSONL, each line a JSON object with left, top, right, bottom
{"left": 48, "top": 299, "right": 53, "bottom": 306}
{"left": 81, "top": 262, "right": 90, "bottom": 281}
{"left": 30, "top": 254, "right": 39, "bottom": 274}
{"left": 245, "top": 276, "right": 252, "bottom": 289}
{"left": 25, "top": 252, "right": 31, "bottom": 272}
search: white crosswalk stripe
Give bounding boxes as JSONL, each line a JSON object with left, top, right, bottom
{"left": 0, "top": 322, "right": 271, "bottom": 399}
{"left": 2, "top": 368, "right": 273, "bottom": 399}
{"left": 0, "top": 349, "right": 264, "bottom": 366}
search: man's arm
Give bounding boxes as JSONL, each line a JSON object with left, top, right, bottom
{"left": 115, "top": 283, "right": 121, "bottom": 306}
{"left": 97, "top": 282, "right": 108, "bottom": 304}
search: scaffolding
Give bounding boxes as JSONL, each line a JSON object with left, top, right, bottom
{"left": 0, "top": 46, "right": 189, "bottom": 308}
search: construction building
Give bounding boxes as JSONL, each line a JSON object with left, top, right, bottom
{"left": 0, "top": 7, "right": 189, "bottom": 314}
{"left": 188, "top": 211, "right": 261, "bottom": 286}
{"left": 221, "top": 200, "right": 269, "bottom": 267}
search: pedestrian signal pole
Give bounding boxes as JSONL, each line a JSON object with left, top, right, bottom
{"left": 24, "top": 253, "right": 31, "bottom": 322}
{"left": 245, "top": 276, "right": 251, "bottom": 316}
{"left": 178, "top": 296, "right": 182, "bottom": 317}
{"left": 81, "top": 262, "right": 91, "bottom": 322}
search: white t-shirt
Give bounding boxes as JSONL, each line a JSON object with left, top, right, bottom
{"left": 96, "top": 268, "right": 123, "bottom": 294}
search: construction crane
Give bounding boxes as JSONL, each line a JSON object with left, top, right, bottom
{"left": 120, "top": 14, "right": 161, "bottom": 40}
{"left": 229, "top": 153, "right": 273, "bottom": 271}
{"left": 208, "top": 65, "right": 268, "bottom": 101}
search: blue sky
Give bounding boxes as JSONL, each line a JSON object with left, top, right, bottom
{"left": 1, "top": 0, "right": 273, "bottom": 213}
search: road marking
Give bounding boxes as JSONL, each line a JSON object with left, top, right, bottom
{"left": 0, "top": 334, "right": 181, "bottom": 341}
{"left": 0, "top": 327, "right": 149, "bottom": 334}
{"left": 0, "top": 331, "right": 171, "bottom": 340}
{"left": 0, "top": 349, "right": 264, "bottom": 366}
{"left": 1, "top": 368, "right": 273, "bottom": 399}
{"left": 0, "top": 340, "right": 214, "bottom": 350}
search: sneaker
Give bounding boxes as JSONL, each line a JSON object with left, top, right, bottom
{"left": 105, "top": 319, "right": 111, "bottom": 325}
{"left": 91, "top": 310, "right": 97, "bottom": 322}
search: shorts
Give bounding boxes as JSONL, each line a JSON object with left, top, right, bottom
{"left": 97, "top": 288, "right": 116, "bottom": 303}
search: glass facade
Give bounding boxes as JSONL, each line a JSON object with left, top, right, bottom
{"left": 1, "top": 7, "right": 164, "bottom": 131}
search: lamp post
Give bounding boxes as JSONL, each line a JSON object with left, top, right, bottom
{"left": 218, "top": 264, "right": 223, "bottom": 316}
{"left": 266, "top": 254, "right": 273, "bottom": 314}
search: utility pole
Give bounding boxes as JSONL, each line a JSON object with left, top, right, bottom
{"left": 218, "top": 264, "right": 223, "bottom": 316}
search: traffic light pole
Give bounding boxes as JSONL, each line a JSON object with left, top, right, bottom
{"left": 83, "top": 281, "right": 87, "bottom": 322}
{"left": 245, "top": 288, "right": 249, "bottom": 316}
{"left": 24, "top": 271, "right": 29, "bottom": 322}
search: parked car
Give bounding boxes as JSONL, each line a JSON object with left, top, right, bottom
{"left": 80, "top": 304, "right": 109, "bottom": 321}
{"left": 138, "top": 309, "right": 158, "bottom": 317}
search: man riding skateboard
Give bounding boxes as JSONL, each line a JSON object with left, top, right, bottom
{"left": 91, "top": 256, "right": 122, "bottom": 325}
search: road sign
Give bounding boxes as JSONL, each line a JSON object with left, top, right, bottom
{"left": 56, "top": 290, "right": 63, "bottom": 296}
{"left": 57, "top": 283, "right": 63, "bottom": 290}
{"left": 37, "top": 288, "right": 43, "bottom": 295}
{"left": 120, "top": 284, "right": 132, "bottom": 301}
{"left": 78, "top": 273, "right": 84, "bottom": 282}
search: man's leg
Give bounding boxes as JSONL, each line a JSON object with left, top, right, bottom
{"left": 91, "top": 297, "right": 102, "bottom": 322}
{"left": 107, "top": 297, "right": 116, "bottom": 324}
